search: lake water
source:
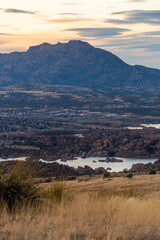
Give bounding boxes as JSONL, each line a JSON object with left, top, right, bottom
{"left": 40, "top": 157, "right": 157, "bottom": 172}
{"left": 127, "top": 124, "right": 160, "bottom": 130}
{"left": 0, "top": 156, "right": 157, "bottom": 172}
{"left": 0, "top": 157, "right": 26, "bottom": 162}
{"left": 140, "top": 124, "right": 160, "bottom": 129}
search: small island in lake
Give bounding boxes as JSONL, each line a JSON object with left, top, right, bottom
{"left": 107, "top": 167, "right": 112, "bottom": 170}
{"left": 99, "top": 158, "right": 123, "bottom": 163}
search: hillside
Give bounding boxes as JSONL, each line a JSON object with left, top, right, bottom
{"left": 0, "top": 40, "right": 160, "bottom": 89}
{"left": 1, "top": 171, "right": 160, "bottom": 240}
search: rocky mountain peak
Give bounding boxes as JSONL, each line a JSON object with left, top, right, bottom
{"left": 0, "top": 40, "right": 159, "bottom": 89}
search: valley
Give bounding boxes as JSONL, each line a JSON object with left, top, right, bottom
{"left": 0, "top": 85, "right": 159, "bottom": 164}
{"left": 0, "top": 41, "right": 159, "bottom": 174}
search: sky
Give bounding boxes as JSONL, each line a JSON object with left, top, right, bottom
{"left": 0, "top": 0, "right": 160, "bottom": 68}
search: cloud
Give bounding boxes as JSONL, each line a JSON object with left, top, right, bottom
{"left": 95, "top": 33, "right": 160, "bottom": 53}
{"left": 107, "top": 19, "right": 132, "bottom": 24}
{"left": 62, "top": 2, "right": 77, "bottom": 5}
{"left": 140, "top": 43, "right": 160, "bottom": 52}
{"left": 127, "top": 0, "right": 147, "bottom": 2}
{"left": 0, "top": 25, "right": 10, "bottom": 27}
{"left": 143, "top": 31, "right": 160, "bottom": 35}
{"left": 0, "top": 8, "right": 37, "bottom": 15}
{"left": 46, "top": 17, "right": 93, "bottom": 23}
{"left": 0, "top": 33, "right": 12, "bottom": 35}
{"left": 108, "top": 10, "right": 160, "bottom": 25}
{"left": 57, "top": 13, "right": 81, "bottom": 16}
{"left": 66, "top": 27, "right": 130, "bottom": 37}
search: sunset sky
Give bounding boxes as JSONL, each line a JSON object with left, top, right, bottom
{"left": 0, "top": 0, "right": 160, "bottom": 68}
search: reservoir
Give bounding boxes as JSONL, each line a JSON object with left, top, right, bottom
{"left": 0, "top": 156, "right": 157, "bottom": 172}
{"left": 41, "top": 157, "right": 157, "bottom": 172}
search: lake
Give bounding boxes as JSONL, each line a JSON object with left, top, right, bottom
{"left": 140, "top": 124, "right": 160, "bottom": 129}
{"left": 0, "top": 156, "right": 157, "bottom": 172}
{"left": 0, "top": 157, "right": 26, "bottom": 162}
{"left": 40, "top": 157, "right": 157, "bottom": 172}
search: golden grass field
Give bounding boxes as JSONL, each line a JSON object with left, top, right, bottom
{"left": 1, "top": 174, "right": 160, "bottom": 240}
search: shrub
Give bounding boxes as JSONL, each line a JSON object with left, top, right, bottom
{"left": 123, "top": 168, "right": 128, "bottom": 173}
{"left": 0, "top": 162, "right": 39, "bottom": 211}
{"left": 127, "top": 173, "right": 133, "bottom": 179}
{"left": 103, "top": 172, "right": 110, "bottom": 178}
{"left": 42, "top": 182, "right": 74, "bottom": 204}
{"left": 45, "top": 177, "right": 52, "bottom": 183}
{"left": 149, "top": 170, "right": 157, "bottom": 175}
{"left": 66, "top": 176, "right": 77, "bottom": 181}
{"left": 43, "top": 182, "right": 64, "bottom": 203}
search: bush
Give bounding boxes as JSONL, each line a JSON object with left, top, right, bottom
{"left": 123, "top": 168, "right": 128, "bottom": 173}
{"left": 103, "top": 172, "right": 111, "bottom": 178}
{"left": 45, "top": 177, "right": 52, "bottom": 183}
{"left": 42, "top": 182, "right": 74, "bottom": 204}
{"left": 149, "top": 170, "right": 157, "bottom": 175}
{"left": 0, "top": 162, "right": 39, "bottom": 211}
{"left": 127, "top": 173, "right": 133, "bottom": 179}
{"left": 66, "top": 176, "right": 77, "bottom": 181}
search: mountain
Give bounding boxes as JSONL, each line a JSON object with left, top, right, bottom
{"left": 0, "top": 40, "right": 160, "bottom": 89}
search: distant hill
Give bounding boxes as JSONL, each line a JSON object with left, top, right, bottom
{"left": 0, "top": 40, "right": 160, "bottom": 89}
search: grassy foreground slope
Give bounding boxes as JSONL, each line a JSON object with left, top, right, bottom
{"left": 1, "top": 171, "right": 160, "bottom": 240}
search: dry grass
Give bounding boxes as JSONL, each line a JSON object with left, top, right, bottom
{"left": 1, "top": 174, "right": 160, "bottom": 239}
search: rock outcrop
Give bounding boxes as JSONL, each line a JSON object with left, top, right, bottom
{"left": 0, "top": 160, "right": 108, "bottom": 178}
{"left": 130, "top": 159, "right": 160, "bottom": 172}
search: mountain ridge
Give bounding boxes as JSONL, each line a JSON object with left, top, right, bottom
{"left": 0, "top": 40, "right": 159, "bottom": 89}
